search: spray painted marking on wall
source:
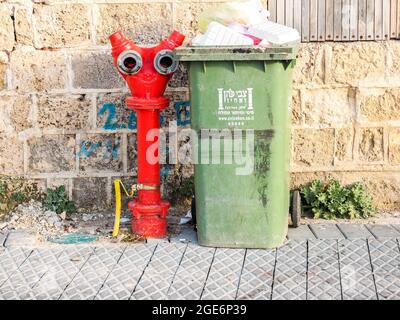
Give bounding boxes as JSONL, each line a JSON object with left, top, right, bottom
{"left": 97, "top": 102, "right": 181, "bottom": 130}
{"left": 82, "top": 101, "right": 191, "bottom": 161}
{"left": 161, "top": 165, "right": 175, "bottom": 179}
{"left": 98, "top": 103, "right": 134, "bottom": 130}
{"left": 77, "top": 139, "right": 120, "bottom": 160}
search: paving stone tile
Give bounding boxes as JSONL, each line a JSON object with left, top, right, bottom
{"left": 166, "top": 245, "right": 214, "bottom": 300}
{"left": 0, "top": 232, "right": 7, "bottom": 246}
{"left": 338, "top": 240, "right": 377, "bottom": 300}
{"left": 59, "top": 246, "right": 125, "bottom": 300}
{"left": 309, "top": 225, "right": 345, "bottom": 239}
{"left": 366, "top": 225, "right": 400, "bottom": 240}
{"left": 272, "top": 241, "right": 307, "bottom": 300}
{"left": 308, "top": 240, "right": 342, "bottom": 300}
{"left": 337, "top": 224, "right": 375, "bottom": 239}
{"left": 0, "top": 235, "right": 398, "bottom": 300}
{"left": 4, "top": 231, "right": 38, "bottom": 247}
{"left": 236, "top": 249, "right": 276, "bottom": 300}
{"left": 31, "top": 246, "right": 94, "bottom": 300}
{"left": 95, "top": 244, "right": 155, "bottom": 300}
{"left": 368, "top": 239, "right": 400, "bottom": 300}
{"left": 0, "top": 247, "right": 32, "bottom": 289}
{"left": 0, "top": 248, "right": 63, "bottom": 300}
{"left": 201, "top": 248, "right": 245, "bottom": 300}
{"left": 131, "top": 243, "right": 187, "bottom": 300}
{"left": 287, "top": 225, "right": 316, "bottom": 241}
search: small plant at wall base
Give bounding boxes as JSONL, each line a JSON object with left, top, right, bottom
{"left": 0, "top": 176, "right": 44, "bottom": 219}
{"left": 300, "top": 180, "right": 377, "bottom": 220}
{"left": 42, "top": 186, "right": 76, "bottom": 214}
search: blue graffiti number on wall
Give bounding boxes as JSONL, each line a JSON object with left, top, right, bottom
{"left": 77, "top": 139, "right": 120, "bottom": 160}
{"left": 98, "top": 101, "right": 191, "bottom": 131}
{"left": 98, "top": 103, "right": 137, "bottom": 130}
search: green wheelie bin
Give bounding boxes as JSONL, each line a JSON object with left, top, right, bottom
{"left": 175, "top": 46, "right": 298, "bottom": 249}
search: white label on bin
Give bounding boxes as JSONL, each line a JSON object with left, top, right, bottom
{"left": 217, "top": 88, "right": 255, "bottom": 126}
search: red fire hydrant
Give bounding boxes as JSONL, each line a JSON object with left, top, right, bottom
{"left": 110, "top": 31, "right": 185, "bottom": 238}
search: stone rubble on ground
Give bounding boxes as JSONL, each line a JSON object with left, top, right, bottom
{"left": 0, "top": 200, "right": 67, "bottom": 240}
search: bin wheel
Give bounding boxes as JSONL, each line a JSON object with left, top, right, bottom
{"left": 291, "top": 190, "right": 301, "bottom": 228}
{"left": 191, "top": 195, "right": 197, "bottom": 230}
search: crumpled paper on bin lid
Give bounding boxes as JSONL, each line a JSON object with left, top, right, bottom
{"left": 198, "top": 0, "right": 270, "bottom": 33}
{"left": 192, "top": 22, "right": 254, "bottom": 46}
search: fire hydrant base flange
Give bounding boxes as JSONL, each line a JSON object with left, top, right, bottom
{"left": 129, "top": 200, "right": 170, "bottom": 238}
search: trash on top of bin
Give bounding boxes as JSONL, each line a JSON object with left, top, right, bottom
{"left": 192, "top": 0, "right": 300, "bottom": 46}
{"left": 198, "top": 0, "right": 269, "bottom": 32}
{"left": 192, "top": 22, "right": 254, "bottom": 46}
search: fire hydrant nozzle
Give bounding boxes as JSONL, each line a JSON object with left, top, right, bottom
{"left": 110, "top": 30, "right": 185, "bottom": 238}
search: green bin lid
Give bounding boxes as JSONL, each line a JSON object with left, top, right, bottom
{"left": 174, "top": 44, "right": 298, "bottom": 61}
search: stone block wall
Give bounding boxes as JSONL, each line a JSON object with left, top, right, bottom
{"left": 0, "top": 0, "right": 399, "bottom": 211}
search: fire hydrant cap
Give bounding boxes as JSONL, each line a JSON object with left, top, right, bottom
{"left": 169, "top": 31, "right": 185, "bottom": 46}
{"left": 109, "top": 31, "right": 128, "bottom": 47}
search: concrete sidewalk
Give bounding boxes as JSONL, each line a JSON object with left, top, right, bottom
{"left": 0, "top": 224, "right": 399, "bottom": 300}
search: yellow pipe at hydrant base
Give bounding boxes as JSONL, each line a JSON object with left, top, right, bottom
{"left": 113, "top": 180, "right": 122, "bottom": 237}
{"left": 113, "top": 180, "right": 138, "bottom": 237}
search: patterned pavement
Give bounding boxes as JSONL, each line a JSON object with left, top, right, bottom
{"left": 0, "top": 224, "right": 399, "bottom": 300}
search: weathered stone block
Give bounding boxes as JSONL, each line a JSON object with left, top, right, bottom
{"left": 14, "top": 6, "right": 34, "bottom": 46}
{"left": 389, "top": 128, "right": 400, "bottom": 165}
{"left": 174, "top": 2, "right": 220, "bottom": 40}
{"left": 28, "top": 135, "right": 76, "bottom": 173}
{"left": 37, "top": 94, "right": 91, "bottom": 130}
{"left": 72, "top": 177, "right": 108, "bottom": 210}
{"left": 388, "top": 40, "right": 400, "bottom": 76}
{"left": 33, "top": 4, "right": 91, "bottom": 48}
{"left": 0, "top": 136, "right": 24, "bottom": 175}
{"left": 293, "top": 129, "right": 335, "bottom": 167}
{"left": 329, "top": 42, "right": 387, "bottom": 85}
{"left": 302, "top": 88, "right": 355, "bottom": 127}
{"left": 78, "top": 134, "right": 122, "bottom": 172}
{"left": 11, "top": 49, "right": 67, "bottom": 92}
{"left": 359, "top": 88, "right": 400, "bottom": 122}
{"left": 362, "top": 175, "right": 400, "bottom": 209}
{"left": 0, "top": 60, "right": 6, "bottom": 90}
{"left": 335, "top": 127, "right": 354, "bottom": 162}
{"left": 47, "top": 178, "right": 69, "bottom": 191}
{"left": 291, "top": 90, "right": 301, "bottom": 125}
{"left": 96, "top": 93, "right": 133, "bottom": 131}
{"left": 162, "top": 90, "right": 189, "bottom": 129}
{"left": 331, "top": 172, "right": 400, "bottom": 209}
{"left": 180, "top": 162, "right": 194, "bottom": 179}
{"left": 127, "top": 133, "right": 137, "bottom": 174}
{"left": 71, "top": 51, "right": 125, "bottom": 90}
{"left": 290, "top": 172, "right": 327, "bottom": 190}
{"left": 293, "top": 43, "right": 325, "bottom": 85}
{"left": 168, "top": 64, "right": 189, "bottom": 89}
{"left": 0, "top": 95, "right": 33, "bottom": 134}
{"left": 95, "top": 3, "right": 173, "bottom": 45}
{"left": 357, "top": 128, "right": 384, "bottom": 162}
{"left": 0, "top": 4, "right": 14, "bottom": 51}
